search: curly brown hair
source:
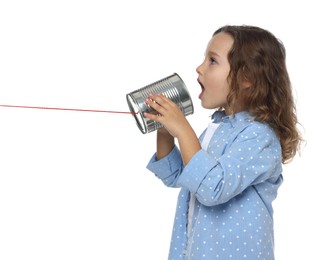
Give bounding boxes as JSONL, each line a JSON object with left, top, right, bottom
{"left": 213, "top": 25, "right": 302, "bottom": 164}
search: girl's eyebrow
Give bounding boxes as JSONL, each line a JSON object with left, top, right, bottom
{"left": 206, "top": 50, "right": 221, "bottom": 58}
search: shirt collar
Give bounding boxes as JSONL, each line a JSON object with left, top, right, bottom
{"left": 211, "top": 110, "right": 255, "bottom": 126}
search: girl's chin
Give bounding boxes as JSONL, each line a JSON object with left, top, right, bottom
{"left": 200, "top": 100, "right": 210, "bottom": 109}
{"left": 200, "top": 100, "right": 218, "bottom": 110}
{"left": 199, "top": 92, "right": 208, "bottom": 106}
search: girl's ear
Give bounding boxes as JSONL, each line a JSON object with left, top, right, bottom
{"left": 240, "top": 67, "right": 252, "bottom": 89}
{"left": 241, "top": 78, "right": 252, "bottom": 89}
{"left": 242, "top": 80, "right": 252, "bottom": 89}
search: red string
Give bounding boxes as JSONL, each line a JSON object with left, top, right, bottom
{"left": 0, "top": 104, "right": 138, "bottom": 114}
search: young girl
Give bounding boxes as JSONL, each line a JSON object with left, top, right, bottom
{"left": 144, "top": 25, "right": 301, "bottom": 260}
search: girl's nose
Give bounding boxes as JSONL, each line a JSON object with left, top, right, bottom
{"left": 196, "top": 63, "right": 203, "bottom": 75}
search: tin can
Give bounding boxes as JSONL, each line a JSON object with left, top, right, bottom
{"left": 126, "top": 73, "right": 194, "bottom": 134}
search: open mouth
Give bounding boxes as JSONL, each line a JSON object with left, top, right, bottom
{"left": 198, "top": 78, "right": 205, "bottom": 98}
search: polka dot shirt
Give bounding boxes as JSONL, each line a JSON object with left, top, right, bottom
{"left": 147, "top": 111, "right": 283, "bottom": 260}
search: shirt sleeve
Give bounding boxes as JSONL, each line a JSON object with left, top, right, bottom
{"left": 146, "top": 146, "right": 185, "bottom": 187}
{"left": 176, "top": 123, "right": 282, "bottom": 206}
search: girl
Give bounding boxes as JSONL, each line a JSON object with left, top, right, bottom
{"left": 144, "top": 25, "right": 301, "bottom": 260}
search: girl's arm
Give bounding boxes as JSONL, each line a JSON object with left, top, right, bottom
{"left": 156, "top": 128, "right": 174, "bottom": 160}
{"left": 144, "top": 93, "right": 201, "bottom": 165}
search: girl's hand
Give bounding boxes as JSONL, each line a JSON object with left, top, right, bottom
{"left": 144, "top": 93, "right": 201, "bottom": 165}
{"left": 143, "top": 93, "right": 191, "bottom": 138}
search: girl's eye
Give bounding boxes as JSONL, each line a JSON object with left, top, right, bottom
{"left": 209, "top": 57, "right": 217, "bottom": 64}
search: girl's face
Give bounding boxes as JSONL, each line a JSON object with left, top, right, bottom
{"left": 196, "top": 32, "right": 234, "bottom": 114}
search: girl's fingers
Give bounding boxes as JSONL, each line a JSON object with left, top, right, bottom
{"left": 143, "top": 111, "right": 162, "bottom": 121}
{"left": 145, "top": 97, "right": 165, "bottom": 115}
{"left": 144, "top": 93, "right": 180, "bottom": 122}
{"left": 148, "top": 93, "right": 174, "bottom": 109}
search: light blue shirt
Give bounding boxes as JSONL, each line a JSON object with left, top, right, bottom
{"left": 147, "top": 111, "right": 283, "bottom": 260}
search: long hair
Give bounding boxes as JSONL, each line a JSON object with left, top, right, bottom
{"left": 213, "top": 25, "right": 302, "bottom": 163}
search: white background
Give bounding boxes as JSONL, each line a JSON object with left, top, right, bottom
{"left": 0, "top": 0, "right": 325, "bottom": 259}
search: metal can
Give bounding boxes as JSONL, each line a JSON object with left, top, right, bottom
{"left": 126, "top": 73, "right": 194, "bottom": 134}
